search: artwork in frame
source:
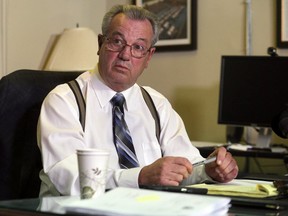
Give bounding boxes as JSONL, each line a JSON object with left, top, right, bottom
{"left": 277, "top": 0, "right": 288, "bottom": 48}
{"left": 133, "top": 0, "right": 197, "bottom": 52}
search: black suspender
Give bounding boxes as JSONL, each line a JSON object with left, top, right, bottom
{"left": 67, "top": 80, "right": 86, "bottom": 131}
{"left": 68, "top": 80, "right": 161, "bottom": 143}
{"left": 140, "top": 87, "right": 160, "bottom": 143}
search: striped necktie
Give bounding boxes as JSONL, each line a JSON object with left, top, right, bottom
{"left": 111, "top": 93, "right": 139, "bottom": 168}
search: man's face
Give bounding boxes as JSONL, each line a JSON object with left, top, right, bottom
{"left": 98, "top": 13, "right": 155, "bottom": 92}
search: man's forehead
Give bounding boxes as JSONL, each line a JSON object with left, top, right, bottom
{"left": 108, "top": 14, "right": 153, "bottom": 42}
{"left": 109, "top": 13, "right": 153, "bottom": 33}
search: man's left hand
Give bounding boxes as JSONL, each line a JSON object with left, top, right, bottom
{"left": 204, "top": 147, "right": 238, "bottom": 183}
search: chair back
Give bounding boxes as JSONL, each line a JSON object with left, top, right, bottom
{"left": 0, "top": 69, "right": 81, "bottom": 200}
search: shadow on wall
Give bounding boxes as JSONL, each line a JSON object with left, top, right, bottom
{"left": 173, "top": 84, "right": 226, "bottom": 143}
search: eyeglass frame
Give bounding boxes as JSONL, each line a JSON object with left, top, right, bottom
{"left": 99, "top": 34, "right": 154, "bottom": 59}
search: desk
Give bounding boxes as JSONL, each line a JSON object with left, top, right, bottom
{"left": 198, "top": 146, "right": 288, "bottom": 159}
{"left": 0, "top": 194, "right": 287, "bottom": 216}
{"left": 192, "top": 141, "right": 288, "bottom": 158}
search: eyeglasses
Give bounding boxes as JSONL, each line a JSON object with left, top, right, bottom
{"left": 102, "top": 35, "right": 152, "bottom": 59}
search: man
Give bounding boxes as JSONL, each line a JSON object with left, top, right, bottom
{"left": 37, "top": 4, "right": 238, "bottom": 197}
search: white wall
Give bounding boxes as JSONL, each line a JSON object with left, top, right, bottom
{"left": 0, "top": 0, "right": 106, "bottom": 76}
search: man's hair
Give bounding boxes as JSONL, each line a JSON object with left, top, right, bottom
{"left": 102, "top": 4, "right": 160, "bottom": 47}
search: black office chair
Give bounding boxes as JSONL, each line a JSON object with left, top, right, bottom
{"left": 0, "top": 69, "right": 82, "bottom": 200}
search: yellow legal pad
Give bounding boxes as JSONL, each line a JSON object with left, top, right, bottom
{"left": 188, "top": 179, "right": 278, "bottom": 198}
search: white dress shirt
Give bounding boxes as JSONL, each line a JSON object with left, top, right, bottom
{"left": 37, "top": 70, "right": 210, "bottom": 197}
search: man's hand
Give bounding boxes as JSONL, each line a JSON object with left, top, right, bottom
{"left": 205, "top": 147, "right": 238, "bottom": 183}
{"left": 138, "top": 156, "right": 192, "bottom": 186}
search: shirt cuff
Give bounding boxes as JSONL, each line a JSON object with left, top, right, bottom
{"left": 116, "top": 167, "right": 142, "bottom": 188}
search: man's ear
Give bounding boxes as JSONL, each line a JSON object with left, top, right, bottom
{"left": 144, "top": 47, "right": 156, "bottom": 68}
{"left": 97, "top": 34, "right": 104, "bottom": 55}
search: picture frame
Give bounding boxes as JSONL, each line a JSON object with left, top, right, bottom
{"left": 277, "top": 0, "right": 288, "bottom": 48}
{"left": 133, "top": 0, "right": 197, "bottom": 52}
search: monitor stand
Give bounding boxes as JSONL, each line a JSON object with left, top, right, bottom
{"left": 255, "top": 127, "right": 272, "bottom": 148}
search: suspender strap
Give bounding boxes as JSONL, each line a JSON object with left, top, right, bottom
{"left": 67, "top": 80, "right": 160, "bottom": 144}
{"left": 140, "top": 87, "right": 161, "bottom": 144}
{"left": 68, "top": 80, "right": 86, "bottom": 131}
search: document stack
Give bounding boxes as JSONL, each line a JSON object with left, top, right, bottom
{"left": 65, "top": 187, "right": 231, "bottom": 216}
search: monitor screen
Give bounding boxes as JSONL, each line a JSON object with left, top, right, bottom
{"left": 218, "top": 56, "right": 288, "bottom": 128}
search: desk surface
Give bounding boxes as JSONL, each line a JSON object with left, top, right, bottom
{"left": 199, "top": 146, "right": 288, "bottom": 158}
{"left": 193, "top": 141, "right": 288, "bottom": 158}
{"left": 0, "top": 194, "right": 287, "bottom": 216}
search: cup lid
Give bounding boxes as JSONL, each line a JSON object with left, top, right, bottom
{"left": 76, "top": 148, "right": 110, "bottom": 155}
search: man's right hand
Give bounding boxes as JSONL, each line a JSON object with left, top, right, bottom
{"left": 138, "top": 156, "right": 193, "bottom": 186}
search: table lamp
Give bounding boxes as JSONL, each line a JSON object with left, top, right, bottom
{"left": 43, "top": 27, "right": 98, "bottom": 71}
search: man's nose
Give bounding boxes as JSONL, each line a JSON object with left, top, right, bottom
{"left": 118, "top": 45, "right": 132, "bottom": 60}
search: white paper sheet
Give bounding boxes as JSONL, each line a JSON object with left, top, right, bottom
{"left": 64, "top": 187, "right": 231, "bottom": 216}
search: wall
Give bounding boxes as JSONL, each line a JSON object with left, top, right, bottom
{"left": 137, "top": 0, "right": 288, "bottom": 145}
{"left": 1, "top": 0, "right": 288, "bottom": 145}
{"left": 0, "top": 0, "right": 105, "bottom": 76}
{"left": 0, "top": 0, "right": 6, "bottom": 75}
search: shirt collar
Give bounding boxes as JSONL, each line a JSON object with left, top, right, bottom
{"left": 91, "top": 69, "right": 138, "bottom": 111}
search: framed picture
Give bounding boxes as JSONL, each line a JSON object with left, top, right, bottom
{"left": 277, "top": 0, "right": 288, "bottom": 48}
{"left": 134, "top": 0, "right": 197, "bottom": 52}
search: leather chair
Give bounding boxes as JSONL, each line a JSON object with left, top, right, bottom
{"left": 0, "top": 69, "right": 82, "bottom": 200}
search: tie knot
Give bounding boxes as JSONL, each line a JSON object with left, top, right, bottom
{"left": 111, "top": 93, "right": 125, "bottom": 111}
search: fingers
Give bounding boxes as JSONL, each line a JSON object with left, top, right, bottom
{"left": 208, "top": 146, "right": 227, "bottom": 166}
{"left": 205, "top": 147, "right": 239, "bottom": 183}
{"left": 173, "top": 157, "right": 193, "bottom": 175}
{"left": 215, "top": 154, "right": 238, "bottom": 182}
{"left": 156, "top": 157, "right": 193, "bottom": 185}
{"left": 138, "top": 156, "right": 192, "bottom": 186}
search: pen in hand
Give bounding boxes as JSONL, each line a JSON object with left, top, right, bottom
{"left": 192, "top": 156, "right": 217, "bottom": 167}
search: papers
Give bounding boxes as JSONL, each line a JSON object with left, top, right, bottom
{"left": 191, "top": 141, "right": 225, "bottom": 148}
{"left": 65, "top": 187, "right": 231, "bottom": 216}
{"left": 189, "top": 179, "right": 278, "bottom": 198}
{"left": 227, "top": 144, "right": 252, "bottom": 151}
{"left": 227, "top": 144, "right": 288, "bottom": 153}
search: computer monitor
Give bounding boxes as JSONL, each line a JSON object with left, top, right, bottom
{"left": 218, "top": 55, "right": 288, "bottom": 148}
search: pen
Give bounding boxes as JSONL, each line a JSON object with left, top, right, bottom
{"left": 139, "top": 185, "right": 208, "bottom": 195}
{"left": 192, "top": 156, "right": 217, "bottom": 167}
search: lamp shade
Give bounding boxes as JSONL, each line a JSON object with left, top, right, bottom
{"left": 43, "top": 27, "right": 98, "bottom": 71}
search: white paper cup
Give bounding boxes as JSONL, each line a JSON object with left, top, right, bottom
{"left": 77, "top": 149, "right": 110, "bottom": 199}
